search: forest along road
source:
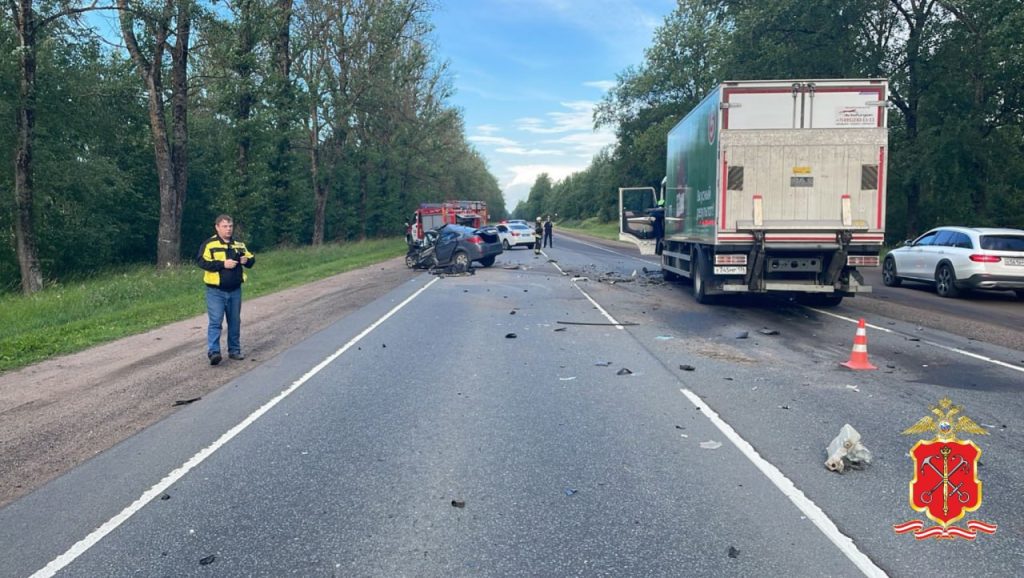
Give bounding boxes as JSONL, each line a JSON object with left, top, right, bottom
{"left": 2, "top": 235, "right": 1022, "bottom": 577}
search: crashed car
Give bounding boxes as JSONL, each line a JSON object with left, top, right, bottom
{"left": 405, "top": 224, "right": 502, "bottom": 270}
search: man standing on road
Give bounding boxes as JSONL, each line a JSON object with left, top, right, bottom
{"left": 534, "top": 217, "right": 544, "bottom": 255}
{"left": 197, "top": 215, "right": 255, "bottom": 365}
{"left": 649, "top": 199, "right": 665, "bottom": 255}
{"left": 543, "top": 216, "right": 554, "bottom": 248}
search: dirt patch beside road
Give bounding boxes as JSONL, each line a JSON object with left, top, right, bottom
{"left": 0, "top": 258, "right": 417, "bottom": 508}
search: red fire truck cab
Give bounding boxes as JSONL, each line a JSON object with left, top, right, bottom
{"left": 407, "top": 200, "right": 489, "bottom": 245}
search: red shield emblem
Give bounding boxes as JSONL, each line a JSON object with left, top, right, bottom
{"left": 909, "top": 440, "right": 981, "bottom": 527}
{"left": 895, "top": 397, "right": 997, "bottom": 540}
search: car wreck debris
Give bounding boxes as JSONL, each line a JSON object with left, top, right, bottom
{"left": 825, "top": 424, "right": 872, "bottom": 472}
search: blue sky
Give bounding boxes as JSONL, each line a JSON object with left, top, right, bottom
{"left": 430, "top": 0, "right": 675, "bottom": 210}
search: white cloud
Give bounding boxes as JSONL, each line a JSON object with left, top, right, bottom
{"left": 584, "top": 80, "right": 617, "bottom": 92}
{"left": 476, "top": 124, "right": 501, "bottom": 135}
{"left": 497, "top": 146, "right": 565, "bottom": 156}
{"left": 468, "top": 135, "right": 518, "bottom": 146}
{"left": 516, "top": 100, "right": 597, "bottom": 134}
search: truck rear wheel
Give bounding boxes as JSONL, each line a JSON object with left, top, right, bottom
{"left": 692, "top": 255, "right": 713, "bottom": 304}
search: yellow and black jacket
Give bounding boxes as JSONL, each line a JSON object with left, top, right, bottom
{"left": 196, "top": 235, "right": 255, "bottom": 290}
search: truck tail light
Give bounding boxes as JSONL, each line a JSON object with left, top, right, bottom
{"left": 847, "top": 256, "right": 879, "bottom": 266}
{"left": 970, "top": 254, "right": 1001, "bottom": 263}
{"left": 715, "top": 254, "right": 747, "bottom": 265}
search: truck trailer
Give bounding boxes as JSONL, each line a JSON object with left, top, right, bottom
{"left": 625, "top": 79, "right": 889, "bottom": 306}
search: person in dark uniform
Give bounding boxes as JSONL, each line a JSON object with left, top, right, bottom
{"left": 648, "top": 199, "right": 665, "bottom": 255}
{"left": 543, "top": 216, "right": 554, "bottom": 248}
{"left": 534, "top": 217, "right": 544, "bottom": 255}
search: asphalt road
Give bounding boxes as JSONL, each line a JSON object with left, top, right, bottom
{"left": 2, "top": 236, "right": 1022, "bottom": 577}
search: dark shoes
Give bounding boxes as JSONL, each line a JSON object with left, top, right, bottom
{"left": 229, "top": 353, "right": 245, "bottom": 360}
{"left": 208, "top": 352, "right": 222, "bottom": 366}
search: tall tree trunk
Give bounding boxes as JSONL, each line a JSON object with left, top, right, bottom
{"left": 119, "top": 0, "right": 190, "bottom": 267}
{"left": 269, "top": 0, "right": 294, "bottom": 242}
{"left": 235, "top": 0, "right": 255, "bottom": 203}
{"left": 13, "top": 0, "right": 44, "bottom": 294}
{"left": 166, "top": 0, "right": 190, "bottom": 267}
{"left": 311, "top": 100, "right": 326, "bottom": 245}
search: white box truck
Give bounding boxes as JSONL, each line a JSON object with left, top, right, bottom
{"left": 622, "top": 79, "right": 888, "bottom": 306}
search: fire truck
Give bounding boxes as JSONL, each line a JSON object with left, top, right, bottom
{"left": 406, "top": 200, "right": 489, "bottom": 245}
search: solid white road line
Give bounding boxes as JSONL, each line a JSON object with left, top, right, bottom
{"left": 31, "top": 277, "right": 441, "bottom": 578}
{"left": 811, "top": 307, "right": 1024, "bottom": 374}
{"left": 678, "top": 388, "right": 887, "bottom": 578}
{"left": 553, "top": 270, "right": 883, "bottom": 576}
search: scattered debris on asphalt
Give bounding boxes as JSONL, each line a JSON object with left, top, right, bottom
{"left": 173, "top": 397, "right": 201, "bottom": 406}
{"left": 199, "top": 555, "right": 216, "bottom": 566}
{"left": 564, "top": 488, "right": 578, "bottom": 496}
{"left": 451, "top": 499, "right": 466, "bottom": 508}
{"left": 655, "top": 335, "right": 674, "bottom": 341}
{"left": 553, "top": 327, "right": 567, "bottom": 332}
{"left": 846, "top": 385, "right": 860, "bottom": 392}
{"left": 700, "top": 440, "right": 723, "bottom": 450}
{"left": 735, "top": 331, "right": 749, "bottom": 339}
{"left": 559, "top": 376, "right": 577, "bottom": 381}
{"left": 679, "top": 364, "right": 695, "bottom": 371}
{"left": 825, "top": 424, "right": 872, "bottom": 473}
{"left": 617, "top": 368, "right": 633, "bottom": 375}
{"left": 595, "top": 361, "right": 612, "bottom": 367}
{"left": 758, "top": 328, "right": 779, "bottom": 335}
{"left": 728, "top": 546, "right": 740, "bottom": 559}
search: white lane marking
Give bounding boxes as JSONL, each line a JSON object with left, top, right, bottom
{"left": 569, "top": 279, "right": 624, "bottom": 330}
{"left": 32, "top": 277, "right": 442, "bottom": 578}
{"left": 549, "top": 279, "right": 881, "bottom": 575}
{"left": 542, "top": 250, "right": 622, "bottom": 329}
{"left": 810, "top": 307, "right": 1024, "bottom": 374}
{"left": 678, "top": 388, "right": 886, "bottom": 578}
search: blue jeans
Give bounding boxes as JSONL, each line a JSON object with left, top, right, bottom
{"left": 206, "top": 286, "right": 243, "bottom": 355}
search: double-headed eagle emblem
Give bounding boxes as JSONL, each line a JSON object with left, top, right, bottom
{"left": 901, "top": 397, "right": 988, "bottom": 442}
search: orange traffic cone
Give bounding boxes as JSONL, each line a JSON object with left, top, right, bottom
{"left": 841, "top": 318, "right": 877, "bottom": 370}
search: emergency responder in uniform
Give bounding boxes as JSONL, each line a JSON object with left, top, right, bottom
{"left": 534, "top": 217, "right": 544, "bottom": 255}
{"left": 648, "top": 198, "right": 665, "bottom": 255}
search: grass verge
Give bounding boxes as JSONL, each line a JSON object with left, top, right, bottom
{"left": 557, "top": 218, "right": 620, "bottom": 241}
{"left": 0, "top": 238, "right": 406, "bottom": 373}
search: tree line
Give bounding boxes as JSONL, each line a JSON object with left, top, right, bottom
{"left": 517, "top": 0, "right": 1024, "bottom": 243}
{"left": 2, "top": 0, "right": 506, "bottom": 294}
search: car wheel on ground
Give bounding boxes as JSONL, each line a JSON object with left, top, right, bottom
{"left": 935, "top": 263, "right": 960, "bottom": 298}
{"left": 502, "top": 240, "right": 510, "bottom": 250}
{"left": 405, "top": 252, "right": 417, "bottom": 268}
{"left": 453, "top": 251, "right": 470, "bottom": 271}
{"left": 882, "top": 256, "right": 901, "bottom": 286}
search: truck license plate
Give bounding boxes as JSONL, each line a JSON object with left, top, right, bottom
{"left": 714, "top": 266, "right": 746, "bottom": 275}
{"left": 1005, "top": 257, "right": 1024, "bottom": 266}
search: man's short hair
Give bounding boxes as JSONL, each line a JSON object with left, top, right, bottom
{"left": 215, "top": 214, "right": 234, "bottom": 225}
